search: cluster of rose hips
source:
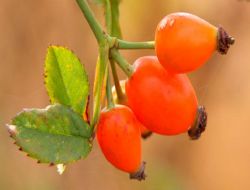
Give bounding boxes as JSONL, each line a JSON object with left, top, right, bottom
{"left": 96, "top": 12, "right": 234, "bottom": 180}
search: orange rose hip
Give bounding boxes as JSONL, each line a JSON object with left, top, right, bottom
{"left": 96, "top": 105, "right": 146, "bottom": 180}
{"left": 155, "top": 12, "right": 234, "bottom": 73}
{"left": 126, "top": 56, "right": 198, "bottom": 135}
{"left": 112, "top": 80, "right": 153, "bottom": 139}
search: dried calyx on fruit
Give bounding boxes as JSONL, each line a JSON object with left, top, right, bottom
{"left": 188, "top": 106, "right": 208, "bottom": 140}
{"left": 217, "top": 26, "right": 235, "bottom": 54}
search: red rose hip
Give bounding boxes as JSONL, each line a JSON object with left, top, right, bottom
{"left": 126, "top": 56, "right": 198, "bottom": 135}
{"left": 96, "top": 105, "right": 146, "bottom": 180}
{"left": 112, "top": 80, "right": 153, "bottom": 139}
{"left": 155, "top": 12, "right": 234, "bottom": 73}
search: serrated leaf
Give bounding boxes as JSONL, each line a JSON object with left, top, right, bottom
{"left": 45, "top": 46, "right": 89, "bottom": 116}
{"left": 8, "top": 104, "right": 92, "bottom": 164}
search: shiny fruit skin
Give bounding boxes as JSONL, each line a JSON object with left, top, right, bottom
{"left": 125, "top": 56, "right": 198, "bottom": 135}
{"left": 112, "top": 81, "right": 152, "bottom": 138}
{"left": 97, "top": 105, "right": 142, "bottom": 173}
{"left": 155, "top": 12, "right": 217, "bottom": 73}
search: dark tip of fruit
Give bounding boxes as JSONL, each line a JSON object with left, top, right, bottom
{"left": 129, "top": 161, "right": 146, "bottom": 181}
{"left": 217, "top": 26, "right": 235, "bottom": 54}
{"left": 188, "top": 105, "right": 207, "bottom": 140}
{"left": 141, "top": 131, "right": 153, "bottom": 139}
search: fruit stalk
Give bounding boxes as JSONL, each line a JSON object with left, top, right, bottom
{"left": 104, "top": 0, "right": 126, "bottom": 103}
{"left": 110, "top": 48, "right": 134, "bottom": 77}
{"left": 115, "top": 39, "right": 155, "bottom": 49}
{"left": 106, "top": 69, "right": 115, "bottom": 109}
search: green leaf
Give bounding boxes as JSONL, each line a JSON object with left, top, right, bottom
{"left": 45, "top": 46, "right": 89, "bottom": 116}
{"left": 8, "top": 104, "right": 92, "bottom": 164}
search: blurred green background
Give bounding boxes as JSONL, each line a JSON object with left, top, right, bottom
{"left": 0, "top": 0, "right": 249, "bottom": 189}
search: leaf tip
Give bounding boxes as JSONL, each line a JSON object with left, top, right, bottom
{"left": 6, "top": 124, "right": 17, "bottom": 136}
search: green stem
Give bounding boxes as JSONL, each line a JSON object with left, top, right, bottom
{"left": 110, "top": 48, "right": 134, "bottom": 77}
{"left": 105, "top": 0, "right": 112, "bottom": 34}
{"left": 104, "top": 0, "right": 124, "bottom": 102}
{"left": 109, "top": 59, "right": 125, "bottom": 100}
{"left": 110, "top": 0, "right": 122, "bottom": 38}
{"left": 106, "top": 69, "right": 115, "bottom": 109}
{"left": 116, "top": 39, "right": 155, "bottom": 49}
{"left": 76, "top": 0, "right": 105, "bottom": 43}
{"left": 91, "top": 41, "right": 109, "bottom": 129}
